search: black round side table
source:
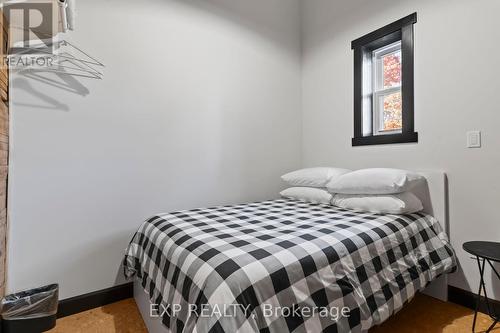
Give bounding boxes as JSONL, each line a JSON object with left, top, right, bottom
{"left": 463, "top": 241, "right": 500, "bottom": 333}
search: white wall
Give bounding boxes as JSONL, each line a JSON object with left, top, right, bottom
{"left": 302, "top": 0, "right": 500, "bottom": 299}
{"left": 7, "top": 0, "right": 302, "bottom": 299}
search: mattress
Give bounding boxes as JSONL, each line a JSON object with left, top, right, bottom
{"left": 124, "top": 199, "right": 456, "bottom": 333}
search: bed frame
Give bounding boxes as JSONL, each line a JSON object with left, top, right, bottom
{"left": 411, "top": 171, "right": 449, "bottom": 301}
{"left": 134, "top": 171, "right": 449, "bottom": 332}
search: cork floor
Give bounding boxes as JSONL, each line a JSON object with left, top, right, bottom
{"left": 49, "top": 294, "right": 500, "bottom": 333}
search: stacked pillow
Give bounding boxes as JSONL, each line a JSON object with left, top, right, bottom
{"left": 326, "top": 168, "right": 423, "bottom": 195}
{"left": 281, "top": 167, "right": 425, "bottom": 214}
{"left": 280, "top": 167, "right": 350, "bottom": 204}
{"left": 280, "top": 187, "right": 333, "bottom": 205}
{"left": 281, "top": 167, "right": 351, "bottom": 188}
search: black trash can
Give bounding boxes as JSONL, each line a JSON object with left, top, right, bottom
{"left": 1, "top": 284, "right": 58, "bottom": 333}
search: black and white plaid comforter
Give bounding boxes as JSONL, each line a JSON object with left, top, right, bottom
{"left": 124, "top": 199, "right": 456, "bottom": 333}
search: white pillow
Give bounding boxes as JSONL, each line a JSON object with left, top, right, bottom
{"left": 326, "top": 168, "right": 424, "bottom": 194}
{"left": 281, "top": 167, "right": 351, "bottom": 188}
{"left": 280, "top": 187, "right": 333, "bottom": 205}
{"left": 331, "top": 192, "right": 423, "bottom": 214}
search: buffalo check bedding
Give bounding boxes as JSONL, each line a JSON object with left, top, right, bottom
{"left": 124, "top": 199, "right": 456, "bottom": 333}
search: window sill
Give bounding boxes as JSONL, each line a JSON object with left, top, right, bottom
{"left": 352, "top": 132, "right": 418, "bottom": 146}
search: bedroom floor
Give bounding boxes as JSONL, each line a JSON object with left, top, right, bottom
{"left": 49, "top": 294, "right": 499, "bottom": 333}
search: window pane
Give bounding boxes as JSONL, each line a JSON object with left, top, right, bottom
{"left": 383, "top": 91, "right": 402, "bottom": 130}
{"left": 383, "top": 51, "right": 401, "bottom": 88}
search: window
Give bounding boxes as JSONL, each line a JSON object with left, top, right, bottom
{"left": 351, "top": 13, "right": 418, "bottom": 146}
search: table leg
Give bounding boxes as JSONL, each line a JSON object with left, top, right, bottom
{"left": 483, "top": 259, "right": 500, "bottom": 333}
{"left": 473, "top": 257, "right": 500, "bottom": 333}
{"left": 487, "top": 259, "right": 500, "bottom": 281}
{"left": 473, "top": 256, "right": 487, "bottom": 332}
{"left": 485, "top": 318, "right": 498, "bottom": 333}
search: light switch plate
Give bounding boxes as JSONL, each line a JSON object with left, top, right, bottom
{"left": 467, "top": 131, "right": 481, "bottom": 148}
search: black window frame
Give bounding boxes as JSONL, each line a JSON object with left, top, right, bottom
{"left": 351, "top": 13, "right": 418, "bottom": 146}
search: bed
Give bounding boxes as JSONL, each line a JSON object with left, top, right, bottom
{"left": 124, "top": 171, "right": 456, "bottom": 333}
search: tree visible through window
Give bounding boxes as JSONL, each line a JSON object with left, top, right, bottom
{"left": 372, "top": 41, "right": 402, "bottom": 135}
{"left": 383, "top": 52, "right": 401, "bottom": 87}
{"left": 383, "top": 52, "right": 402, "bottom": 130}
{"left": 383, "top": 92, "right": 402, "bottom": 130}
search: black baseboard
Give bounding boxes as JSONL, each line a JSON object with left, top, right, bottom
{"left": 448, "top": 285, "right": 500, "bottom": 315}
{"left": 57, "top": 282, "right": 133, "bottom": 318}
{"left": 57, "top": 284, "right": 497, "bottom": 319}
